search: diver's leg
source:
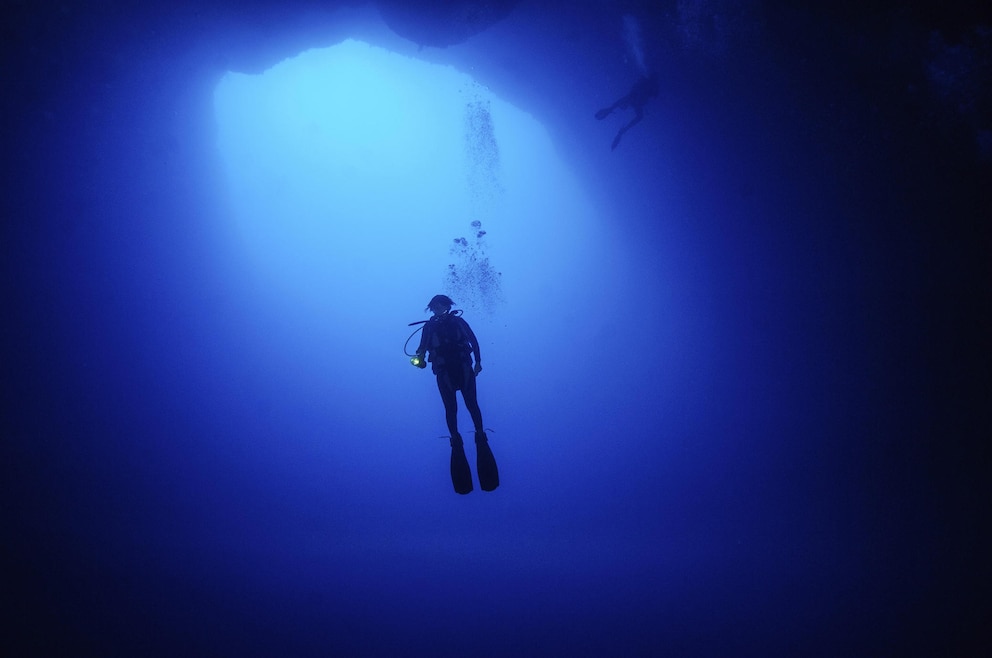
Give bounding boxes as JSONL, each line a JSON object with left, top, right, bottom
{"left": 436, "top": 372, "right": 460, "bottom": 438}
{"left": 611, "top": 111, "right": 644, "bottom": 150}
{"left": 462, "top": 370, "right": 498, "bottom": 491}
{"left": 459, "top": 368, "right": 485, "bottom": 433}
{"left": 595, "top": 96, "right": 626, "bottom": 120}
{"left": 439, "top": 372, "right": 472, "bottom": 494}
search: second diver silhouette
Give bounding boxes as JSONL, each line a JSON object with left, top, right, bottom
{"left": 595, "top": 72, "right": 659, "bottom": 150}
{"left": 411, "top": 294, "right": 499, "bottom": 494}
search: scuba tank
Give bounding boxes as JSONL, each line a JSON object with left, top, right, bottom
{"left": 404, "top": 310, "right": 463, "bottom": 368}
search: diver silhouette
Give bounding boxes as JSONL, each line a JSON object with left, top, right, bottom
{"left": 414, "top": 294, "right": 498, "bottom": 493}
{"left": 595, "top": 72, "right": 660, "bottom": 150}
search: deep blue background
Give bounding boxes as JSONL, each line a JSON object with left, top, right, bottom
{"left": 3, "top": 1, "right": 989, "bottom": 655}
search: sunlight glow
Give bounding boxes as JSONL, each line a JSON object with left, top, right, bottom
{"left": 214, "top": 39, "right": 605, "bottom": 320}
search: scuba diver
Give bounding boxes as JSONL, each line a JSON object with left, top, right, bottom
{"left": 595, "top": 71, "right": 660, "bottom": 150}
{"left": 409, "top": 294, "right": 499, "bottom": 494}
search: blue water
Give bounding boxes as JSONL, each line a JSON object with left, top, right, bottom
{"left": 4, "top": 3, "right": 987, "bottom": 656}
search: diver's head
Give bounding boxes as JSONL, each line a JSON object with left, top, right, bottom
{"left": 426, "top": 294, "right": 454, "bottom": 316}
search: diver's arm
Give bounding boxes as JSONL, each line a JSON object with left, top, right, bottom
{"left": 461, "top": 319, "right": 482, "bottom": 369}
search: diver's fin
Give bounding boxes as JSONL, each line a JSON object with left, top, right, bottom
{"left": 450, "top": 434, "right": 473, "bottom": 495}
{"left": 475, "top": 431, "right": 499, "bottom": 492}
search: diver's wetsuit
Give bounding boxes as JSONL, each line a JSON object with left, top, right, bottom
{"left": 418, "top": 313, "right": 484, "bottom": 438}
{"left": 596, "top": 72, "right": 660, "bottom": 149}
